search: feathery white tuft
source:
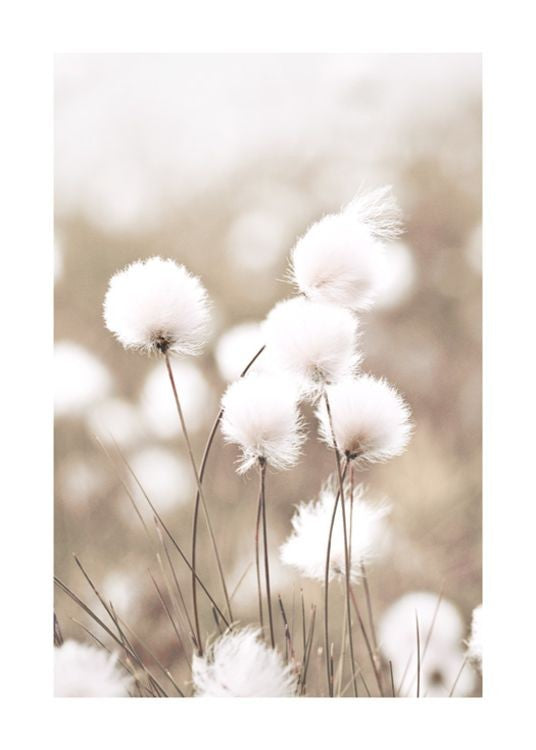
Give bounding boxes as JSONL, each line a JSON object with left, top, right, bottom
{"left": 280, "top": 479, "right": 390, "bottom": 582}
{"left": 344, "top": 185, "right": 403, "bottom": 242}
{"left": 290, "top": 187, "right": 402, "bottom": 311}
{"left": 316, "top": 375, "right": 412, "bottom": 463}
{"left": 378, "top": 592, "right": 476, "bottom": 697}
{"left": 103, "top": 256, "right": 211, "bottom": 355}
{"left": 466, "top": 604, "right": 482, "bottom": 669}
{"left": 220, "top": 373, "right": 305, "bottom": 473}
{"left": 263, "top": 297, "right": 360, "bottom": 397}
{"left": 192, "top": 628, "right": 298, "bottom": 697}
{"left": 54, "top": 639, "right": 133, "bottom": 697}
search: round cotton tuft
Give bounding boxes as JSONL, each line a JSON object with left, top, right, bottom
{"left": 220, "top": 373, "right": 305, "bottom": 473}
{"left": 192, "top": 628, "right": 298, "bottom": 697}
{"left": 103, "top": 256, "right": 211, "bottom": 356}
{"left": 263, "top": 297, "right": 360, "bottom": 396}
{"left": 316, "top": 375, "right": 412, "bottom": 464}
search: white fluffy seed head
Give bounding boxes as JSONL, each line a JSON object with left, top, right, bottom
{"left": 466, "top": 604, "right": 482, "bottom": 669}
{"left": 103, "top": 256, "right": 211, "bottom": 356}
{"left": 192, "top": 628, "right": 298, "bottom": 697}
{"left": 54, "top": 640, "right": 133, "bottom": 697}
{"left": 263, "top": 297, "right": 360, "bottom": 397}
{"left": 290, "top": 187, "right": 402, "bottom": 311}
{"left": 280, "top": 479, "right": 390, "bottom": 583}
{"left": 316, "top": 375, "right": 412, "bottom": 464}
{"left": 220, "top": 373, "right": 305, "bottom": 474}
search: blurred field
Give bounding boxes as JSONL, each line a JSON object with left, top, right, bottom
{"left": 54, "top": 54, "right": 481, "bottom": 696}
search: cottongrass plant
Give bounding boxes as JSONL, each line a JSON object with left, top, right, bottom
{"left": 54, "top": 188, "right": 480, "bottom": 698}
{"left": 103, "top": 256, "right": 211, "bottom": 356}
{"left": 221, "top": 373, "right": 305, "bottom": 647}
{"left": 280, "top": 480, "right": 390, "bottom": 583}
{"left": 192, "top": 628, "right": 298, "bottom": 697}
{"left": 262, "top": 297, "right": 360, "bottom": 398}
{"left": 220, "top": 373, "right": 305, "bottom": 474}
{"left": 104, "top": 255, "right": 233, "bottom": 647}
{"left": 289, "top": 186, "right": 402, "bottom": 311}
{"left": 316, "top": 375, "right": 413, "bottom": 465}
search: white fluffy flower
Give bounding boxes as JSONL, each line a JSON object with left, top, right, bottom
{"left": 280, "top": 480, "right": 390, "bottom": 582}
{"left": 192, "top": 628, "right": 298, "bottom": 697}
{"left": 54, "top": 640, "right": 133, "bottom": 697}
{"left": 220, "top": 373, "right": 305, "bottom": 473}
{"left": 103, "top": 256, "right": 211, "bottom": 355}
{"left": 466, "top": 604, "right": 482, "bottom": 669}
{"left": 290, "top": 187, "right": 402, "bottom": 311}
{"left": 316, "top": 375, "right": 412, "bottom": 463}
{"left": 214, "top": 320, "right": 265, "bottom": 382}
{"left": 55, "top": 341, "right": 113, "bottom": 417}
{"left": 263, "top": 297, "right": 360, "bottom": 396}
{"left": 379, "top": 592, "right": 476, "bottom": 697}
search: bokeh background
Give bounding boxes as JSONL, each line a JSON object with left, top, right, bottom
{"left": 54, "top": 53, "right": 481, "bottom": 696}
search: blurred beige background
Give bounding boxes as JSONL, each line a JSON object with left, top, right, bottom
{"left": 54, "top": 53, "right": 481, "bottom": 696}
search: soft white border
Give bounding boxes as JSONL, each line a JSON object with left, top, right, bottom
{"left": 2, "top": 1, "right": 535, "bottom": 746}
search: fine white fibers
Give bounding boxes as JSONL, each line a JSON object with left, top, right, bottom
{"left": 466, "top": 604, "right": 482, "bottom": 668}
{"left": 316, "top": 375, "right": 412, "bottom": 463}
{"left": 280, "top": 480, "right": 390, "bottom": 583}
{"left": 103, "top": 256, "right": 211, "bottom": 356}
{"left": 220, "top": 373, "right": 305, "bottom": 473}
{"left": 378, "top": 592, "right": 476, "bottom": 697}
{"left": 290, "top": 187, "right": 402, "bottom": 311}
{"left": 54, "top": 640, "right": 133, "bottom": 697}
{"left": 192, "top": 628, "right": 298, "bottom": 697}
{"left": 263, "top": 297, "right": 360, "bottom": 396}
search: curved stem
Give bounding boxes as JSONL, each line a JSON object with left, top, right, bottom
{"left": 259, "top": 458, "right": 275, "bottom": 648}
{"left": 323, "top": 389, "right": 358, "bottom": 697}
{"left": 165, "top": 354, "right": 234, "bottom": 638}
{"left": 255, "top": 480, "right": 265, "bottom": 631}
{"left": 190, "top": 345, "right": 266, "bottom": 653}
{"left": 323, "top": 458, "right": 349, "bottom": 696}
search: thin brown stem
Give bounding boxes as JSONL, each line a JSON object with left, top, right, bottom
{"left": 323, "top": 389, "right": 357, "bottom": 696}
{"left": 164, "top": 353, "right": 233, "bottom": 631}
{"left": 323, "top": 458, "right": 349, "bottom": 696}
{"left": 189, "top": 344, "right": 265, "bottom": 653}
{"left": 255, "top": 482, "right": 265, "bottom": 631}
{"left": 448, "top": 657, "right": 468, "bottom": 697}
{"left": 299, "top": 605, "right": 317, "bottom": 696}
{"left": 259, "top": 458, "right": 275, "bottom": 648}
{"left": 109, "top": 440, "right": 229, "bottom": 627}
{"left": 349, "top": 587, "right": 384, "bottom": 696}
